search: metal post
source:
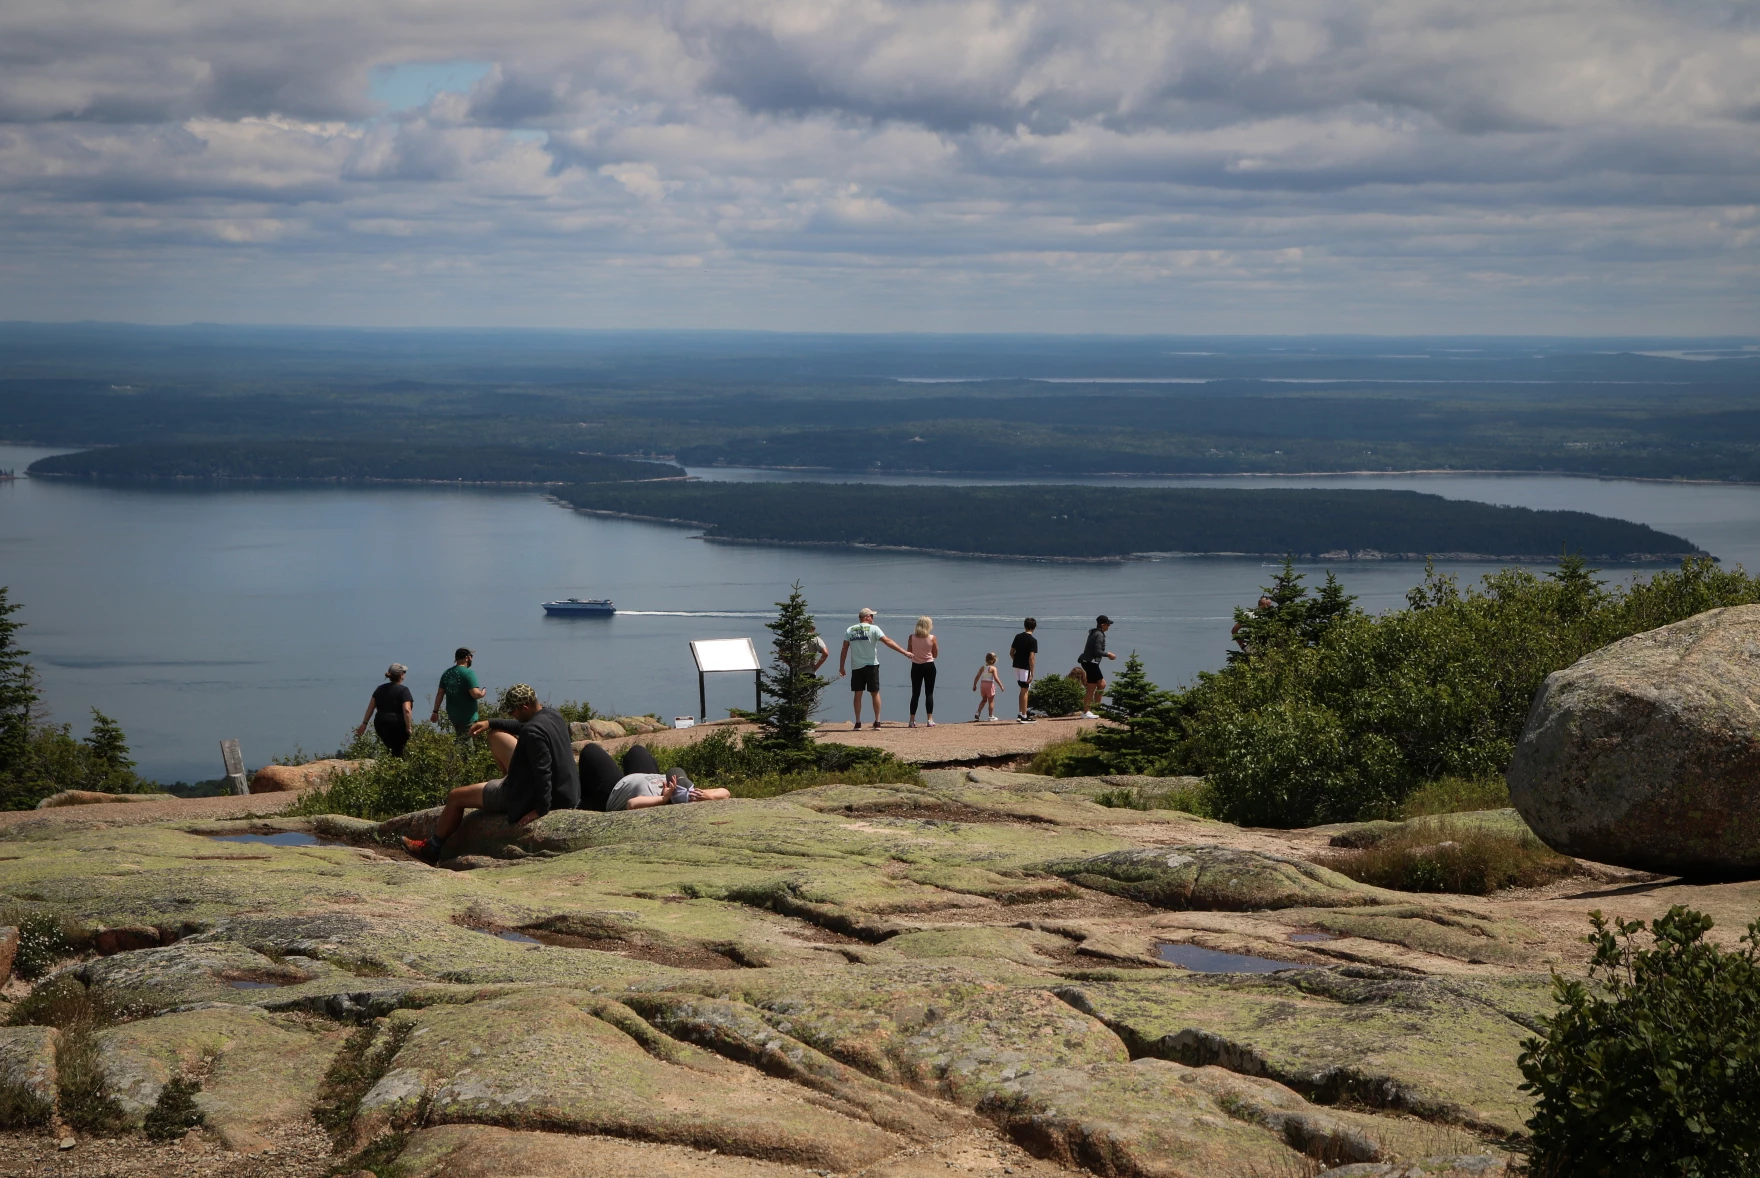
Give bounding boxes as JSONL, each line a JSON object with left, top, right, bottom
{"left": 220, "top": 739, "right": 247, "bottom": 795}
{"left": 755, "top": 669, "right": 763, "bottom": 714}
{"left": 699, "top": 671, "right": 707, "bottom": 721}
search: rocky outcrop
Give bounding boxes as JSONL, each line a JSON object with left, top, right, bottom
{"left": 0, "top": 1027, "right": 58, "bottom": 1127}
{"left": 1508, "top": 605, "right": 1760, "bottom": 876}
{"left": 247, "top": 758, "right": 368, "bottom": 793}
{"left": 36, "top": 789, "right": 172, "bottom": 808}
{"left": 1041, "top": 846, "right": 1383, "bottom": 911}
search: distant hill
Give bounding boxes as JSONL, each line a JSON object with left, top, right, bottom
{"left": 30, "top": 442, "right": 683, "bottom": 485}
{"left": 556, "top": 482, "right": 1702, "bottom": 562}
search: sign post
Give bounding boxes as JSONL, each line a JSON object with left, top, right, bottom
{"left": 688, "top": 638, "right": 763, "bottom": 721}
{"left": 220, "top": 739, "right": 247, "bottom": 795}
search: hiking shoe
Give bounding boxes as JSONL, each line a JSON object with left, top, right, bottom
{"left": 852, "top": 721, "right": 862, "bottom": 730}
{"left": 908, "top": 721, "right": 917, "bottom": 728}
{"left": 401, "top": 836, "right": 441, "bottom": 865}
{"left": 1081, "top": 711, "right": 1099, "bottom": 719}
{"left": 926, "top": 720, "right": 936, "bottom": 727}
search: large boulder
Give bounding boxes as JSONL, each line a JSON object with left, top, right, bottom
{"left": 247, "top": 758, "right": 367, "bottom": 793}
{"left": 1508, "top": 605, "right": 1760, "bottom": 876}
{"left": 36, "top": 790, "right": 172, "bottom": 809}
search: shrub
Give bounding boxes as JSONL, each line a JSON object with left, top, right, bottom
{"left": 0, "top": 909, "right": 83, "bottom": 980}
{"left": 1520, "top": 907, "right": 1760, "bottom": 1176}
{"left": 142, "top": 1076, "right": 205, "bottom": 1141}
{"left": 1092, "top": 556, "right": 1760, "bottom": 827}
{"left": 553, "top": 700, "right": 596, "bottom": 723}
{"left": 1028, "top": 674, "right": 1084, "bottom": 717}
{"left": 7, "top": 974, "right": 139, "bottom": 1134}
{"left": 1318, "top": 819, "right": 1578, "bottom": 895}
{"left": 1399, "top": 775, "right": 1511, "bottom": 817}
{"left": 1026, "top": 734, "right": 1105, "bottom": 777}
{"left": 286, "top": 724, "right": 499, "bottom": 820}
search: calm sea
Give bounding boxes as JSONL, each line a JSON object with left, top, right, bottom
{"left": 3, "top": 442, "right": 1755, "bottom": 783}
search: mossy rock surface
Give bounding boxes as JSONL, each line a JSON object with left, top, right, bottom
{"left": 1041, "top": 846, "right": 1385, "bottom": 911}
{"left": 0, "top": 1026, "right": 58, "bottom": 1127}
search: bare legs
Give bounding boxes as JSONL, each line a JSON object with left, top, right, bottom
{"left": 852, "top": 689, "right": 881, "bottom": 727}
{"left": 433, "top": 730, "right": 518, "bottom": 842}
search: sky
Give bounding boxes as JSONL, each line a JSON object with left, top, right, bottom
{"left": 1, "top": 1, "right": 1757, "bottom": 334}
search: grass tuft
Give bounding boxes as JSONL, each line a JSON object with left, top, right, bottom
{"left": 1092, "top": 781, "right": 1212, "bottom": 816}
{"left": 1026, "top": 734, "right": 1105, "bottom": 777}
{"left": 1319, "top": 818, "right": 1579, "bottom": 895}
{"left": 1399, "top": 775, "right": 1512, "bottom": 817}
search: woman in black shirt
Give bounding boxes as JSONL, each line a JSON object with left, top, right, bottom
{"left": 358, "top": 663, "right": 415, "bottom": 756}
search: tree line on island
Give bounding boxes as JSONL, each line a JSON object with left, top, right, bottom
{"left": 27, "top": 442, "right": 682, "bottom": 485}
{"left": 556, "top": 481, "right": 1698, "bottom": 561}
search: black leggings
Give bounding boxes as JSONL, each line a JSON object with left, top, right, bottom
{"left": 578, "top": 743, "right": 661, "bottom": 812}
{"left": 910, "top": 662, "right": 936, "bottom": 717}
{"left": 374, "top": 721, "right": 409, "bottom": 758}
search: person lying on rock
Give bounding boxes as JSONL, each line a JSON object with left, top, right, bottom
{"left": 578, "top": 741, "right": 731, "bottom": 812}
{"left": 402, "top": 683, "right": 581, "bottom": 864}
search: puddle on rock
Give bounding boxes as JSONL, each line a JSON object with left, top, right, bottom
{"left": 1157, "top": 942, "right": 1313, "bottom": 973}
{"left": 210, "top": 831, "right": 340, "bottom": 848}
{"left": 229, "top": 979, "right": 292, "bottom": 989}
{"left": 466, "top": 926, "right": 543, "bottom": 946}
{"left": 1289, "top": 932, "right": 1338, "bottom": 943}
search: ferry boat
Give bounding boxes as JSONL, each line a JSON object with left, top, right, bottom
{"left": 542, "top": 597, "right": 616, "bottom": 616}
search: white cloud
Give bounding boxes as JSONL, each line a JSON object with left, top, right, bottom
{"left": 0, "top": 0, "right": 1754, "bottom": 330}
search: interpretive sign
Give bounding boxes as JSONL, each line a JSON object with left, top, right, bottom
{"left": 688, "top": 638, "right": 762, "bottom": 720}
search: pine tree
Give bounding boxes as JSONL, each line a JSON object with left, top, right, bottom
{"left": 743, "top": 582, "right": 826, "bottom": 760}
{"left": 83, "top": 708, "right": 138, "bottom": 793}
{"left": 0, "top": 588, "right": 37, "bottom": 783}
{"left": 1099, "top": 652, "right": 1157, "bottom": 720}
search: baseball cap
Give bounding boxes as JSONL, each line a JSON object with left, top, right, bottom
{"left": 386, "top": 663, "right": 408, "bottom": 676}
{"left": 500, "top": 683, "right": 539, "bottom": 710}
{"left": 667, "top": 768, "right": 696, "bottom": 802}
{"left": 455, "top": 647, "right": 474, "bottom": 661}
{"left": 1096, "top": 615, "right": 1113, "bottom": 626}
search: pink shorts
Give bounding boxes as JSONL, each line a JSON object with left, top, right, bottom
{"left": 979, "top": 681, "right": 998, "bottom": 699}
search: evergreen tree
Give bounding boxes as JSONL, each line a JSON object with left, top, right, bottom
{"left": 83, "top": 708, "right": 137, "bottom": 793}
{"left": 743, "top": 583, "right": 827, "bottom": 760}
{"left": 1090, "top": 653, "right": 1188, "bottom": 774}
{"left": 1099, "top": 652, "right": 1157, "bottom": 720}
{"left": 0, "top": 588, "right": 37, "bottom": 783}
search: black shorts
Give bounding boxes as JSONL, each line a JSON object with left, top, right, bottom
{"left": 1080, "top": 660, "right": 1104, "bottom": 685}
{"left": 850, "top": 664, "right": 881, "bottom": 693}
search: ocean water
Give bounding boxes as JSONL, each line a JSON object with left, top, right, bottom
{"left": 3, "top": 443, "right": 1755, "bottom": 782}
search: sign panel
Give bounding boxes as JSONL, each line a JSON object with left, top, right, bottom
{"left": 690, "top": 638, "right": 761, "bottom": 674}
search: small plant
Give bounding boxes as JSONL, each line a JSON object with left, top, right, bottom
{"left": 8, "top": 974, "right": 133, "bottom": 1134}
{"left": 1028, "top": 674, "right": 1084, "bottom": 717}
{"left": 1092, "top": 781, "right": 1212, "bottom": 816}
{"left": 1319, "top": 819, "right": 1579, "bottom": 895}
{"left": 143, "top": 1075, "right": 205, "bottom": 1141}
{"left": 1519, "top": 906, "right": 1760, "bottom": 1176}
{"left": 3, "top": 910, "right": 81, "bottom": 979}
{"left": 650, "top": 728, "right": 919, "bottom": 798}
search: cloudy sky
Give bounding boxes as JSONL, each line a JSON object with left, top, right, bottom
{"left": 1, "top": 0, "right": 1756, "bottom": 333}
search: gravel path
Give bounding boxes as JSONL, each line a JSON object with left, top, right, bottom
{"left": 603, "top": 714, "right": 1110, "bottom": 765}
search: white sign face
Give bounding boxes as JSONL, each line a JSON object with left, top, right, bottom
{"left": 690, "top": 637, "right": 761, "bottom": 673}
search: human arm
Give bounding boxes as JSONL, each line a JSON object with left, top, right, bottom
{"left": 881, "top": 635, "right": 909, "bottom": 656}
{"left": 402, "top": 697, "right": 414, "bottom": 734}
{"left": 431, "top": 678, "right": 446, "bottom": 721}
{"left": 624, "top": 791, "right": 670, "bottom": 809}
{"left": 1108, "top": 650, "right": 1117, "bottom": 660}
{"left": 838, "top": 640, "right": 850, "bottom": 676}
{"left": 356, "top": 696, "right": 377, "bottom": 734}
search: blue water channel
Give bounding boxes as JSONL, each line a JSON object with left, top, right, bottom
{"left": 5, "top": 443, "right": 1757, "bottom": 782}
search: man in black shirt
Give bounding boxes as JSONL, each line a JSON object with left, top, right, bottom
{"left": 1009, "top": 618, "right": 1039, "bottom": 723}
{"left": 402, "top": 682, "right": 580, "bottom": 864}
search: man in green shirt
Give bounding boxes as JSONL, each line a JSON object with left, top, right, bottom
{"left": 432, "top": 648, "right": 486, "bottom": 736}
{"left": 838, "top": 608, "right": 909, "bottom": 729}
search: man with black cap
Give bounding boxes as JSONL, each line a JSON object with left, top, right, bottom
{"left": 1079, "top": 615, "right": 1117, "bottom": 718}
{"left": 431, "top": 647, "right": 486, "bottom": 737}
{"left": 402, "top": 683, "right": 580, "bottom": 864}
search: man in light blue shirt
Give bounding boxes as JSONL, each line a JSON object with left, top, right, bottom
{"left": 838, "top": 607, "right": 909, "bottom": 729}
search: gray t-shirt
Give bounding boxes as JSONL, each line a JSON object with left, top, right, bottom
{"left": 606, "top": 772, "right": 667, "bottom": 811}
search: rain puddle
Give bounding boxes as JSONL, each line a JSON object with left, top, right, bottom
{"left": 1157, "top": 943, "right": 1313, "bottom": 974}
{"left": 470, "top": 927, "right": 543, "bottom": 946}
{"left": 1289, "top": 932, "right": 1338, "bottom": 943}
{"left": 210, "top": 831, "right": 335, "bottom": 847}
{"left": 229, "top": 979, "right": 298, "bottom": 989}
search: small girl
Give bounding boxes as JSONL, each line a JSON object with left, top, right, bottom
{"left": 972, "top": 652, "right": 1005, "bottom": 721}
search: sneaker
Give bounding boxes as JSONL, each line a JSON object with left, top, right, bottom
{"left": 1081, "top": 711, "right": 1099, "bottom": 719}
{"left": 926, "top": 720, "right": 936, "bottom": 727}
{"left": 908, "top": 721, "right": 917, "bottom": 728}
{"left": 974, "top": 712, "right": 982, "bottom": 722}
{"left": 401, "top": 836, "right": 441, "bottom": 866}
{"left": 852, "top": 721, "right": 862, "bottom": 730}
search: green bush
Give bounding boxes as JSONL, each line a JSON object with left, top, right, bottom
{"left": 553, "top": 700, "right": 596, "bottom": 724}
{"left": 1092, "top": 556, "right": 1760, "bottom": 827}
{"left": 1028, "top": 674, "right": 1085, "bottom": 717}
{"left": 1025, "top": 734, "right": 1105, "bottom": 777}
{"left": 1520, "top": 906, "right": 1760, "bottom": 1176}
{"left": 286, "top": 724, "right": 499, "bottom": 820}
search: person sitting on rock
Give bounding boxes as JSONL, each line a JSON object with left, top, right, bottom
{"left": 402, "top": 683, "right": 580, "bottom": 864}
{"left": 579, "top": 741, "right": 731, "bottom": 812}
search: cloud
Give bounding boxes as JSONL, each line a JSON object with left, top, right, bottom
{"left": 0, "top": 0, "right": 1754, "bottom": 331}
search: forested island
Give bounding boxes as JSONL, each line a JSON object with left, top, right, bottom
{"left": 28, "top": 442, "right": 683, "bottom": 485}
{"left": 555, "top": 482, "right": 1699, "bottom": 561}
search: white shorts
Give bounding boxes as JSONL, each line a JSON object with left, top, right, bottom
{"left": 1015, "top": 668, "right": 1032, "bottom": 684}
